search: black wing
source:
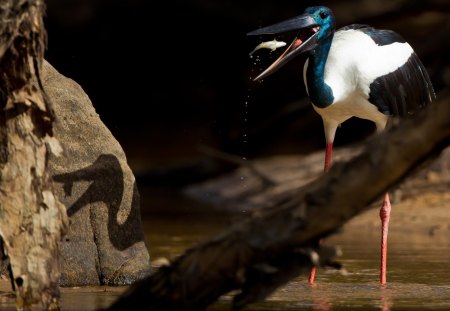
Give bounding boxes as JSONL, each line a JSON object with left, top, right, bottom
{"left": 340, "top": 24, "right": 435, "bottom": 116}
{"left": 368, "top": 52, "right": 435, "bottom": 117}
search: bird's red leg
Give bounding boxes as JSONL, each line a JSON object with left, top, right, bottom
{"left": 308, "top": 142, "right": 334, "bottom": 285}
{"left": 308, "top": 266, "right": 317, "bottom": 285}
{"left": 324, "top": 142, "right": 333, "bottom": 173}
{"left": 379, "top": 192, "right": 391, "bottom": 286}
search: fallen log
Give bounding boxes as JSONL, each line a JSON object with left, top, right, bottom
{"left": 107, "top": 91, "right": 450, "bottom": 311}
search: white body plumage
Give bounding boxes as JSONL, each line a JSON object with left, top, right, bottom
{"left": 303, "top": 29, "right": 414, "bottom": 143}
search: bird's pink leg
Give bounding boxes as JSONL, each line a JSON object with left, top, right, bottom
{"left": 324, "top": 142, "right": 333, "bottom": 173}
{"left": 379, "top": 192, "right": 391, "bottom": 286}
{"left": 308, "top": 266, "right": 317, "bottom": 285}
{"left": 308, "top": 142, "right": 334, "bottom": 285}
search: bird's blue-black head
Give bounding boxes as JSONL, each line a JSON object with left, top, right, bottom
{"left": 304, "top": 6, "right": 336, "bottom": 41}
{"left": 247, "top": 6, "right": 336, "bottom": 81}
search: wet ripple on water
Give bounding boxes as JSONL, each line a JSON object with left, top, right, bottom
{"left": 156, "top": 219, "right": 450, "bottom": 310}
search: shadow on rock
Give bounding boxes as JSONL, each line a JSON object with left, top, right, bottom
{"left": 53, "top": 153, "right": 143, "bottom": 251}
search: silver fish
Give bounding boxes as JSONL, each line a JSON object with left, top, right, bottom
{"left": 249, "top": 39, "right": 286, "bottom": 57}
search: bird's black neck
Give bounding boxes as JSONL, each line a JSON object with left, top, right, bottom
{"left": 306, "top": 35, "right": 334, "bottom": 108}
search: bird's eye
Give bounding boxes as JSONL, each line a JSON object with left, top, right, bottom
{"left": 319, "top": 11, "right": 327, "bottom": 19}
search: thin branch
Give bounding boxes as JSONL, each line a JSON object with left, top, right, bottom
{"left": 198, "top": 144, "right": 278, "bottom": 186}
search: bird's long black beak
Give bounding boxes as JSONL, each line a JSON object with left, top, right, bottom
{"left": 247, "top": 14, "right": 319, "bottom": 81}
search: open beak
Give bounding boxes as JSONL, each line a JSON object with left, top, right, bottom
{"left": 247, "top": 14, "right": 320, "bottom": 81}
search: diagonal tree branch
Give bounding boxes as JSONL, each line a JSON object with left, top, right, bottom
{"left": 107, "top": 91, "right": 450, "bottom": 311}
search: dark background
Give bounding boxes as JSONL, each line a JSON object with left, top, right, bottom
{"left": 43, "top": 0, "right": 449, "bottom": 197}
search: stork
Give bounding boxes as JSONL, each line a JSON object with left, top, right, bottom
{"left": 247, "top": 6, "right": 435, "bottom": 285}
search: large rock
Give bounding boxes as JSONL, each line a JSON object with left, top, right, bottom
{"left": 42, "top": 61, "right": 151, "bottom": 286}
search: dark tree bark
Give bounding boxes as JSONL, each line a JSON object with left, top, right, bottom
{"left": 0, "top": 1, "right": 68, "bottom": 310}
{"left": 106, "top": 92, "right": 450, "bottom": 311}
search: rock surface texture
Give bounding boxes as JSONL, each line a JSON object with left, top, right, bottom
{"left": 42, "top": 61, "right": 151, "bottom": 286}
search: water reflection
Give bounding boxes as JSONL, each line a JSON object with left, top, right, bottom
{"left": 1, "top": 209, "right": 448, "bottom": 310}
{"left": 380, "top": 288, "right": 392, "bottom": 311}
{"left": 143, "top": 214, "right": 450, "bottom": 310}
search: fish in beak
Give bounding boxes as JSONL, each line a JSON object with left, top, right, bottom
{"left": 247, "top": 13, "right": 320, "bottom": 81}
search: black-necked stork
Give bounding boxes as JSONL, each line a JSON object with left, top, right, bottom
{"left": 247, "top": 6, "right": 435, "bottom": 285}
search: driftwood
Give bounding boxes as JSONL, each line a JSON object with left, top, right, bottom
{"left": 0, "top": 1, "right": 68, "bottom": 310}
{"left": 109, "top": 94, "right": 450, "bottom": 311}
{"left": 106, "top": 91, "right": 450, "bottom": 311}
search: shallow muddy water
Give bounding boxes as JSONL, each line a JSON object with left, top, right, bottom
{"left": 1, "top": 202, "right": 450, "bottom": 310}
{"left": 144, "top": 212, "right": 450, "bottom": 311}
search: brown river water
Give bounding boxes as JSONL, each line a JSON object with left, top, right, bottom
{"left": 145, "top": 213, "right": 450, "bottom": 311}
{"left": 1, "top": 194, "right": 450, "bottom": 310}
